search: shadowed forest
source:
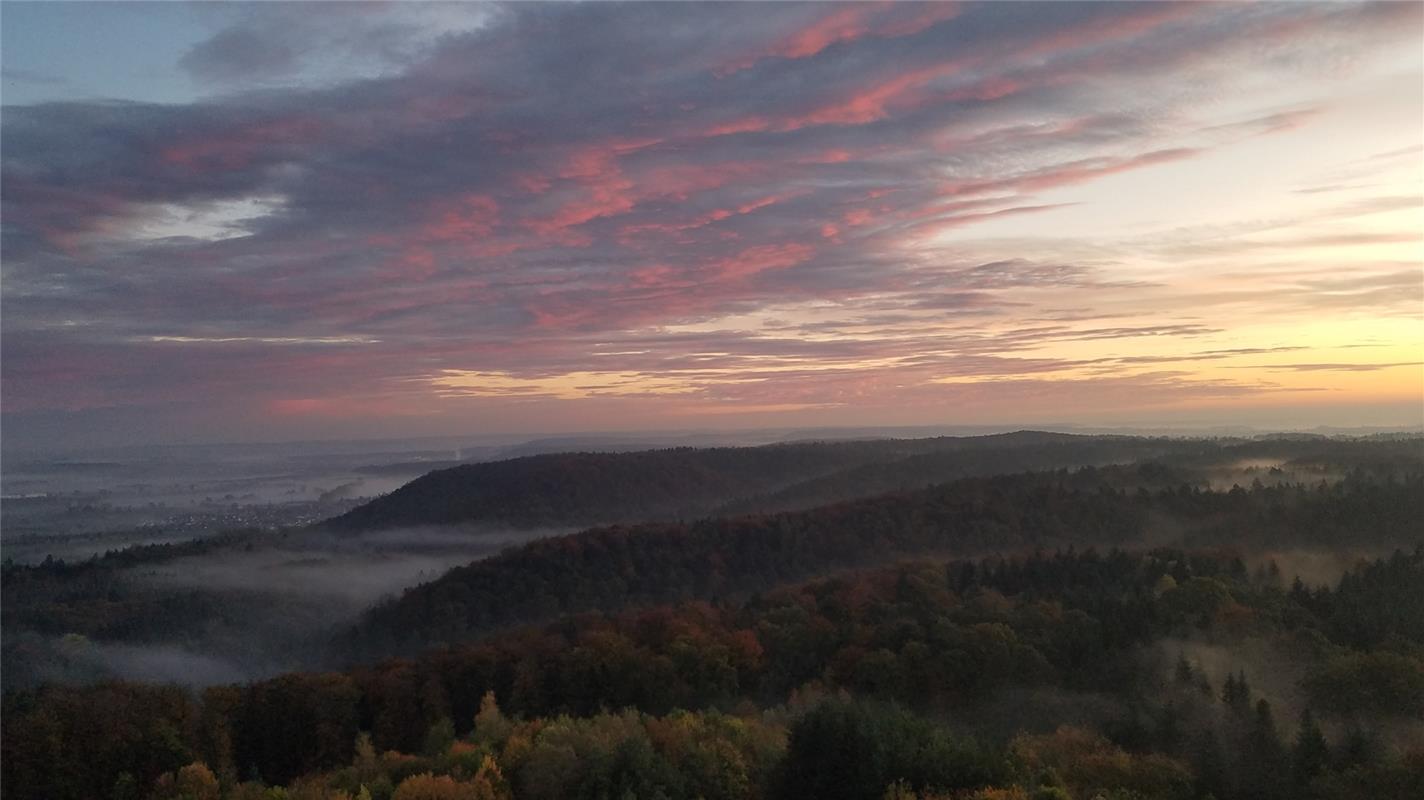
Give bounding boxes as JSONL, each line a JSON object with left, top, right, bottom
{"left": 3, "top": 433, "right": 1423, "bottom": 799}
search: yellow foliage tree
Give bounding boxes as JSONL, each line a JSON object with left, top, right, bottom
{"left": 472, "top": 690, "right": 513, "bottom": 747}
{"left": 172, "top": 761, "right": 220, "bottom": 800}
{"left": 470, "top": 754, "right": 512, "bottom": 800}
{"left": 392, "top": 772, "right": 478, "bottom": 800}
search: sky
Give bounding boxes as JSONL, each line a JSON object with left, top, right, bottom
{"left": 2, "top": 1, "right": 1422, "bottom": 450}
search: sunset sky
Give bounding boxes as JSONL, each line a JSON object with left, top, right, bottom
{"left": 3, "top": 1, "right": 1421, "bottom": 449}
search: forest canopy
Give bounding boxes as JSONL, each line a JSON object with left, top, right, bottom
{"left": 4, "top": 434, "right": 1423, "bottom": 799}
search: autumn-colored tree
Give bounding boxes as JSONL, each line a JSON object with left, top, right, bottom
{"left": 175, "top": 762, "right": 220, "bottom": 800}
{"left": 198, "top": 686, "right": 241, "bottom": 784}
{"left": 1011, "top": 726, "right": 1193, "bottom": 800}
{"left": 392, "top": 772, "right": 478, "bottom": 800}
{"left": 471, "top": 691, "right": 512, "bottom": 747}
{"left": 468, "top": 754, "right": 510, "bottom": 800}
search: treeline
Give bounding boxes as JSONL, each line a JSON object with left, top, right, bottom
{"left": 327, "top": 434, "right": 1423, "bottom": 532}
{"left": 7, "top": 548, "right": 1423, "bottom": 799}
{"left": 706, "top": 434, "right": 1416, "bottom": 517}
{"left": 325, "top": 432, "right": 1209, "bottom": 532}
{"left": 349, "top": 471, "right": 1424, "bottom": 656}
{"left": 326, "top": 440, "right": 906, "bottom": 531}
{"left": 0, "top": 528, "right": 286, "bottom": 637}
{"left": 1, "top": 528, "right": 304, "bottom": 687}
{"left": 709, "top": 434, "right": 1200, "bottom": 516}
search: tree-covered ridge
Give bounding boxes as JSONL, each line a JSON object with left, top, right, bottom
{"left": 6, "top": 547, "right": 1423, "bottom": 799}
{"left": 350, "top": 469, "right": 1424, "bottom": 656}
{"left": 325, "top": 436, "right": 991, "bottom": 531}
{"left": 7, "top": 438, "right": 1417, "bottom": 691}
{"left": 322, "top": 432, "right": 1185, "bottom": 532}
{"left": 1, "top": 529, "right": 284, "bottom": 639}
{"left": 2, "top": 527, "right": 331, "bottom": 688}
{"left": 326, "top": 433, "right": 1423, "bottom": 532}
{"left": 713, "top": 434, "right": 1424, "bottom": 517}
{"left": 5, "top": 437, "right": 1422, "bottom": 799}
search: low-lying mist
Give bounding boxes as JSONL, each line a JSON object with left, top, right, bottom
{"left": 139, "top": 526, "right": 540, "bottom": 608}
{"left": 5, "top": 524, "right": 569, "bottom": 688}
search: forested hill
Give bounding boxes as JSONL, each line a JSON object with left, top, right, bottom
{"left": 325, "top": 431, "right": 1198, "bottom": 531}
{"left": 12, "top": 547, "right": 1424, "bottom": 800}
{"left": 715, "top": 434, "right": 1424, "bottom": 515}
{"left": 346, "top": 466, "right": 1424, "bottom": 659}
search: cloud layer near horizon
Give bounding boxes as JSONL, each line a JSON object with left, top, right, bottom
{"left": 3, "top": 2, "right": 1421, "bottom": 447}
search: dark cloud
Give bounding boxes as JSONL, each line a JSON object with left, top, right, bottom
{"left": 179, "top": 27, "right": 303, "bottom": 83}
{"left": 2, "top": 1, "right": 1419, "bottom": 445}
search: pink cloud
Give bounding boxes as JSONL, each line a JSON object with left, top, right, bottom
{"left": 702, "top": 117, "right": 773, "bottom": 137}
{"left": 421, "top": 194, "right": 501, "bottom": 242}
{"left": 711, "top": 242, "right": 816, "bottom": 280}
{"left": 720, "top": 2, "right": 963, "bottom": 74}
{"left": 777, "top": 61, "right": 962, "bottom": 130}
{"left": 843, "top": 208, "right": 876, "bottom": 227}
{"left": 159, "top": 115, "right": 326, "bottom": 172}
{"left": 1019, "top": 2, "right": 1200, "bottom": 60}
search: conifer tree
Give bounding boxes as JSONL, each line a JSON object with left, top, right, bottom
{"left": 1292, "top": 708, "right": 1329, "bottom": 785}
{"left": 1174, "top": 654, "right": 1194, "bottom": 686}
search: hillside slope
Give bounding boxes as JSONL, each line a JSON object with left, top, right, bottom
{"left": 345, "top": 463, "right": 1424, "bottom": 658}
{"left": 326, "top": 432, "right": 1188, "bottom": 531}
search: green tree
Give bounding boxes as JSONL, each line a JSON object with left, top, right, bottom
{"left": 422, "top": 718, "right": 456, "bottom": 757}
{"left": 472, "top": 691, "right": 511, "bottom": 747}
{"left": 777, "top": 700, "right": 1002, "bottom": 800}
{"left": 1291, "top": 708, "right": 1329, "bottom": 786}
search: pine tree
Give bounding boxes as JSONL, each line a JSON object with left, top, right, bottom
{"left": 1250, "top": 699, "right": 1282, "bottom": 760}
{"left": 1292, "top": 708, "right": 1329, "bottom": 785}
{"left": 1339, "top": 726, "right": 1381, "bottom": 769}
{"left": 1198, "top": 673, "right": 1214, "bottom": 698}
{"left": 1175, "top": 654, "right": 1194, "bottom": 686}
{"left": 1192, "top": 729, "right": 1227, "bottom": 800}
{"left": 1221, "top": 672, "right": 1239, "bottom": 707}
{"left": 422, "top": 717, "right": 456, "bottom": 757}
{"left": 1159, "top": 700, "right": 1183, "bottom": 753}
{"left": 1222, "top": 670, "right": 1252, "bottom": 714}
{"left": 1239, "top": 700, "right": 1286, "bottom": 800}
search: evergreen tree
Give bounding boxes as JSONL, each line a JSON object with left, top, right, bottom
{"left": 1232, "top": 699, "right": 1286, "bottom": 799}
{"left": 1222, "top": 670, "right": 1252, "bottom": 714}
{"left": 1337, "top": 726, "right": 1382, "bottom": 770}
{"left": 1174, "top": 654, "right": 1194, "bottom": 686}
{"left": 1191, "top": 729, "right": 1227, "bottom": 800}
{"left": 1197, "top": 673, "right": 1214, "bottom": 698}
{"left": 1158, "top": 701, "right": 1183, "bottom": 754}
{"left": 1292, "top": 708, "right": 1329, "bottom": 786}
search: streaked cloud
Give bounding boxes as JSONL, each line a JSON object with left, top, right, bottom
{"left": 2, "top": 1, "right": 1420, "bottom": 447}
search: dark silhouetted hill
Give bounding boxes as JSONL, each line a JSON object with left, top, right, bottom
{"left": 344, "top": 462, "right": 1424, "bottom": 657}
{"left": 325, "top": 432, "right": 1203, "bottom": 531}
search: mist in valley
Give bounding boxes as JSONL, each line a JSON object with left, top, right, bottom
{"left": 4, "top": 523, "right": 567, "bottom": 687}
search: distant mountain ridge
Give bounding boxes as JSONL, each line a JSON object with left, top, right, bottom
{"left": 333, "top": 434, "right": 1424, "bottom": 657}
{"left": 344, "top": 460, "right": 1424, "bottom": 658}
{"left": 325, "top": 431, "right": 1192, "bottom": 531}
